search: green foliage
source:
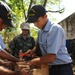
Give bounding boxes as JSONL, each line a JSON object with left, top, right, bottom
{"left": 48, "top": 0, "right": 60, "bottom": 4}
{"left": 0, "top": 0, "right": 62, "bottom": 48}
{"left": 30, "top": 26, "right": 39, "bottom": 40}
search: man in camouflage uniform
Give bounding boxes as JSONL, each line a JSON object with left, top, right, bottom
{"left": 9, "top": 22, "right": 35, "bottom": 61}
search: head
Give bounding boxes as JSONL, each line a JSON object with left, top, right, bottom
{"left": 26, "top": 5, "right": 48, "bottom": 29}
{"left": 20, "top": 22, "right": 30, "bottom": 35}
{"left": 0, "top": 1, "right": 15, "bottom": 31}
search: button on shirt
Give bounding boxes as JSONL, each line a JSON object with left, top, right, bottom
{"left": 36, "top": 20, "right": 72, "bottom": 65}
{"left": 0, "top": 35, "right": 6, "bottom": 51}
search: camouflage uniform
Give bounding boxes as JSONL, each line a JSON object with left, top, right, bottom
{"left": 9, "top": 34, "right": 35, "bottom": 61}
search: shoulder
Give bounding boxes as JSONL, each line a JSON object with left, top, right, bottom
{"left": 13, "top": 34, "right": 21, "bottom": 39}
{"left": 0, "top": 35, "right": 3, "bottom": 41}
{"left": 0, "top": 35, "right": 2, "bottom": 38}
{"left": 51, "top": 23, "right": 62, "bottom": 29}
{"left": 50, "top": 23, "right": 64, "bottom": 32}
{"left": 11, "top": 34, "right": 22, "bottom": 42}
{"left": 29, "top": 35, "right": 34, "bottom": 40}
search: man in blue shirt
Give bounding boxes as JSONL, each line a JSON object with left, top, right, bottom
{"left": 0, "top": 1, "right": 31, "bottom": 75}
{"left": 26, "top": 5, "right": 73, "bottom": 75}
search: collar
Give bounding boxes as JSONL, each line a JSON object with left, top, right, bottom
{"left": 42, "top": 20, "right": 54, "bottom": 31}
{"left": 20, "top": 34, "right": 30, "bottom": 39}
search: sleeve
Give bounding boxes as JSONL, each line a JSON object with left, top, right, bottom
{"left": 47, "top": 25, "right": 65, "bottom": 54}
{"left": 8, "top": 38, "right": 16, "bottom": 55}
{"left": 31, "top": 37, "right": 35, "bottom": 49}
{"left": 0, "top": 35, "right": 6, "bottom": 51}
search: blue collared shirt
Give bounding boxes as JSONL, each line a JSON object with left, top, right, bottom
{"left": 0, "top": 35, "right": 6, "bottom": 51}
{"left": 36, "top": 20, "right": 72, "bottom": 65}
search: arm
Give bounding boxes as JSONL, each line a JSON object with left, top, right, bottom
{"left": 8, "top": 40, "right": 16, "bottom": 56}
{"left": 26, "top": 45, "right": 37, "bottom": 56}
{"left": 0, "top": 50, "right": 19, "bottom": 62}
{"left": 32, "top": 45, "right": 37, "bottom": 53}
{"left": 0, "top": 60, "right": 6, "bottom": 66}
{"left": 28, "top": 54, "right": 56, "bottom": 67}
{"left": 0, "top": 36, "right": 19, "bottom": 62}
{"left": 0, "top": 66, "right": 31, "bottom": 75}
{"left": 0, "top": 66, "right": 19, "bottom": 75}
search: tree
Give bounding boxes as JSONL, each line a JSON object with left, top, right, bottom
{"left": 1, "top": 0, "right": 64, "bottom": 48}
{"left": 4, "top": 0, "right": 63, "bottom": 24}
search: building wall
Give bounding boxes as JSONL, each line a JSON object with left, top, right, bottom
{"left": 58, "top": 13, "right": 75, "bottom": 39}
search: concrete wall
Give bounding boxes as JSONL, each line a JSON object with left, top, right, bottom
{"left": 58, "top": 12, "right": 75, "bottom": 39}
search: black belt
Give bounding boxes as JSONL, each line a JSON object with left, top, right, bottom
{"left": 50, "top": 63, "right": 71, "bottom": 68}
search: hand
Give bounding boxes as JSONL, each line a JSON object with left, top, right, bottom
{"left": 26, "top": 49, "right": 34, "bottom": 57}
{"left": 4, "top": 61, "right": 16, "bottom": 70}
{"left": 26, "top": 49, "right": 32, "bottom": 54}
{"left": 16, "top": 61, "right": 27, "bottom": 66}
{"left": 20, "top": 68, "right": 33, "bottom": 75}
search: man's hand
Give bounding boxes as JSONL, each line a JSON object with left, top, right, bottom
{"left": 20, "top": 68, "right": 33, "bottom": 75}
{"left": 3, "top": 61, "right": 16, "bottom": 70}
{"left": 26, "top": 49, "right": 33, "bottom": 55}
{"left": 26, "top": 49, "right": 37, "bottom": 58}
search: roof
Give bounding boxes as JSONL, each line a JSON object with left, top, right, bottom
{"left": 58, "top": 11, "right": 75, "bottom": 24}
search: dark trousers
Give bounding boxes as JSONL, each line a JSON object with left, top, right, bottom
{"left": 49, "top": 63, "right": 73, "bottom": 75}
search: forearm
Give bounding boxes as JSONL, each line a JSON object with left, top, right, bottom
{"left": 30, "top": 57, "right": 46, "bottom": 66}
{"left": 32, "top": 45, "right": 37, "bottom": 52}
{"left": 0, "top": 50, "right": 19, "bottom": 62}
{"left": 29, "top": 54, "right": 56, "bottom": 66}
{"left": 0, "top": 66, "right": 20, "bottom": 75}
{"left": 0, "top": 60, "right": 5, "bottom": 66}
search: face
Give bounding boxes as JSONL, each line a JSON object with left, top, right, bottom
{"left": 21, "top": 29, "right": 29, "bottom": 36}
{"left": 34, "top": 14, "right": 48, "bottom": 29}
{"left": 0, "top": 18, "right": 6, "bottom": 31}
